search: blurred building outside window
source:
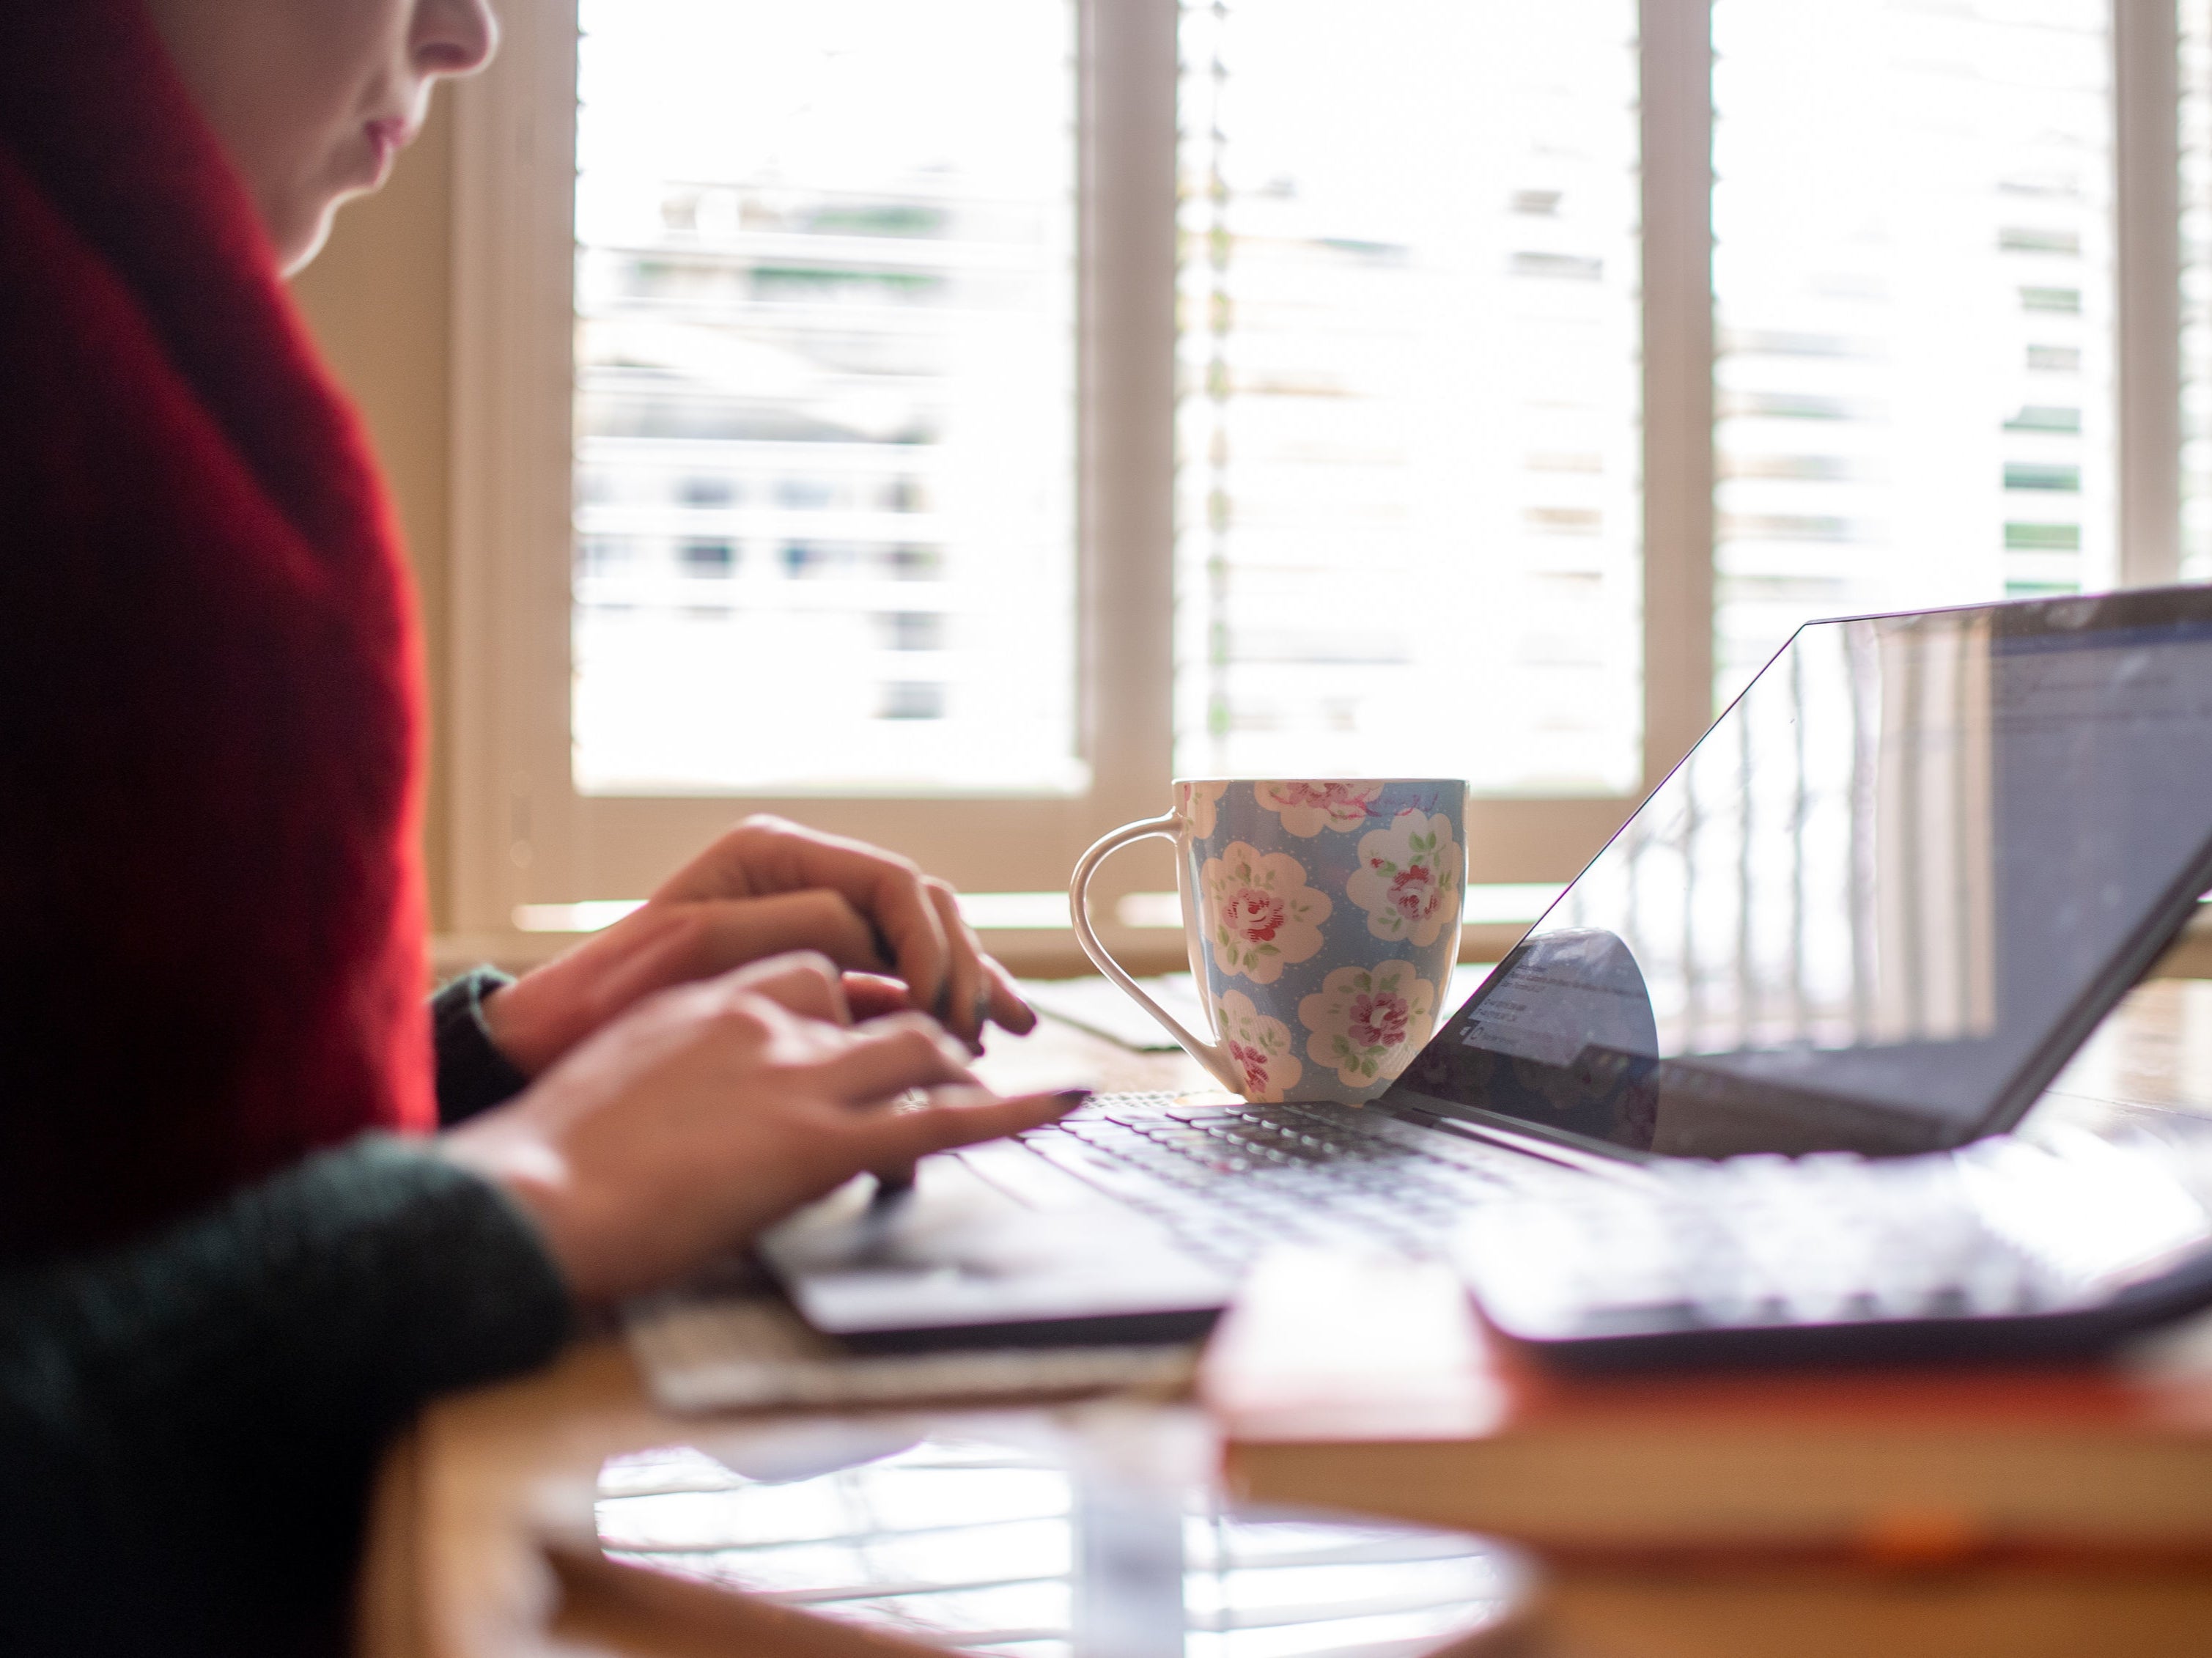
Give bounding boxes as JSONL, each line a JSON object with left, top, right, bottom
{"left": 572, "top": 0, "right": 1079, "bottom": 795}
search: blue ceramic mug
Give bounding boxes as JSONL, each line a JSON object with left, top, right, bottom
{"left": 1071, "top": 779, "right": 1467, "bottom": 1105}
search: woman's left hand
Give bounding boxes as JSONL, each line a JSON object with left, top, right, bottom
{"left": 481, "top": 814, "right": 1036, "bottom": 1077}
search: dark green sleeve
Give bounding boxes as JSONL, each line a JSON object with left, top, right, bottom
{"left": 432, "top": 965, "right": 532, "bottom": 1124}
{"left": 0, "top": 1135, "right": 573, "bottom": 1658}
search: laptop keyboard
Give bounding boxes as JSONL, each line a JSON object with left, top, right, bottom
{"left": 998, "top": 1091, "right": 1573, "bottom": 1267}
{"left": 970, "top": 1095, "right": 2212, "bottom": 1362}
{"left": 1457, "top": 1130, "right": 2212, "bottom": 1342}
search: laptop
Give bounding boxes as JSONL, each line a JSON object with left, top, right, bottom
{"left": 764, "top": 586, "right": 2212, "bottom": 1355}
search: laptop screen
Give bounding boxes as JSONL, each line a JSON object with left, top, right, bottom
{"left": 1392, "top": 587, "right": 2212, "bottom": 1159}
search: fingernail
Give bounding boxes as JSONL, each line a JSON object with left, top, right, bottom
{"left": 1052, "top": 1088, "right": 1093, "bottom": 1111}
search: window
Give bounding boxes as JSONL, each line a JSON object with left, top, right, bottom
{"left": 449, "top": 1, "right": 2198, "bottom": 960}
{"left": 2185, "top": 0, "right": 2212, "bottom": 576}
{"left": 1173, "top": 1, "right": 1643, "bottom": 795}
{"left": 571, "top": 0, "right": 1081, "bottom": 798}
{"left": 1712, "top": 0, "right": 2117, "bottom": 696}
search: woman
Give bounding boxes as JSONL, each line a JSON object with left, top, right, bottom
{"left": 0, "top": 1, "right": 1072, "bottom": 1651}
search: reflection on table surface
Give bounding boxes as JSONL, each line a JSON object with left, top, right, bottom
{"left": 2042, "top": 979, "right": 2212, "bottom": 1127}
{"left": 594, "top": 1421, "right": 1528, "bottom": 1657}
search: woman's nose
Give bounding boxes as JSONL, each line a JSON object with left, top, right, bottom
{"left": 413, "top": 0, "right": 499, "bottom": 79}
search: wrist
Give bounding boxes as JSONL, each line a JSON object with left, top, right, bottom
{"left": 478, "top": 976, "right": 560, "bottom": 1078}
{"left": 438, "top": 1117, "right": 599, "bottom": 1301}
{"left": 432, "top": 966, "right": 535, "bottom": 1123}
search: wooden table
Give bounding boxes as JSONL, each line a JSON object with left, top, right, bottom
{"left": 358, "top": 976, "right": 2212, "bottom": 1658}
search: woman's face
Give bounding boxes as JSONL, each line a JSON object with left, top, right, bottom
{"left": 141, "top": 0, "right": 498, "bottom": 273}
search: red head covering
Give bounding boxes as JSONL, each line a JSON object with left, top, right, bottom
{"left": 0, "top": 1, "right": 436, "bottom": 1257}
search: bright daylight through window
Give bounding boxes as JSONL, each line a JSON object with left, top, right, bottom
{"left": 571, "top": 0, "right": 1648, "bottom": 806}
{"left": 451, "top": 0, "right": 2207, "bottom": 936}
{"left": 572, "top": 0, "right": 1080, "bottom": 796}
{"left": 2186, "top": 0, "right": 2212, "bottom": 578}
{"left": 1174, "top": 1, "right": 1644, "bottom": 794}
{"left": 1711, "top": 0, "right": 2116, "bottom": 706}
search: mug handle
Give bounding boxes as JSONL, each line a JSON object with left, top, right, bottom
{"left": 1069, "top": 814, "right": 1239, "bottom": 1091}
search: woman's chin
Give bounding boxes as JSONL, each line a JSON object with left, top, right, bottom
{"left": 277, "top": 199, "right": 344, "bottom": 277}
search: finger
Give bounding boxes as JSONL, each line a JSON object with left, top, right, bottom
{"left": 654, "top": 817, "right": 955, "bottom": 1017}
{"left": 870, "top": 1160, "right": 919, "bottom": 1195}
{"left": 922, "top": 880, "right": 989, "bottom": 1051}
{"left": 591, "top": 892, "right": 888, "bottom": 1019}
{"left": 867, "top": 1086, "right": 922, "bottom": 1193}
{"left": 848, "top": 864, "right": 951, "bottom": 1024}
{"left": 718, "top": 952, "right": 853, "bottom": 1027}
{"left": 818, "top": 1014, "right": 978, "bottom": 1105}
{"left": 978, "top": 953, "right": 1038, "bottom": 1036}
{"left": 847, "top": 1087, "right": 1091, "bottom": 1167}
{"left": 841, "top": 972, "right": 913, "bottom": 1021}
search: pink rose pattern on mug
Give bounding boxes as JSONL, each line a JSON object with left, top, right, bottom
{"left": 1179, "top": 778, "right": 1464, "bottom": 1105}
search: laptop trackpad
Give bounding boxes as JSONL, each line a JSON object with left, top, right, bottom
{"left": 760, "top": 1149, "right": 1233, "bottom": 1348}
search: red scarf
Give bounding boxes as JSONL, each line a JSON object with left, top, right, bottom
{"left": 0, "top": 1, "right": 435, "bottom": 1258}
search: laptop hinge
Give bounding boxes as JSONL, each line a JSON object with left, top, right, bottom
{"left": 1382, "top": 1101, "right": 1655, "bottom": 1180}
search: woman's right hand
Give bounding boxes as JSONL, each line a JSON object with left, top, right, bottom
{"left": 440, "top": 953, "right": 1081, "bottom": 1306}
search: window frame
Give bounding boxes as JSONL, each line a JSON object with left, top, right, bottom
{"left": 444, "top": 0, "right": 2184, "bottom": 963}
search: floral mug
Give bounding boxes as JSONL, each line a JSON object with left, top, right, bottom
{"left": 1069, "top": 778, "right": 1467, "bottom": 1105}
